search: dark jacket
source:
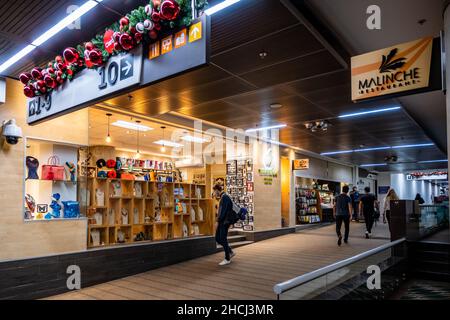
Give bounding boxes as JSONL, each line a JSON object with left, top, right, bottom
{"left": 218, "top": 193, "right": 233, "bottom": 225}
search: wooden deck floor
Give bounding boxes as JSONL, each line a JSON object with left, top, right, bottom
{"left": 47, "top": 222, "right": 391, "bottom": 300}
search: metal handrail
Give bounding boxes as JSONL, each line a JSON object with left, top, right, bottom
{"left": 273, "top": 238, "right": 406, "bottom": 295}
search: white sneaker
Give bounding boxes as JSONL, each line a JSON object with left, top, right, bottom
{"left": 230, "top": 252, "right": 236, "bottom": 259}
{"left": 219, "top": 259, "right": 231, "bottom": 266}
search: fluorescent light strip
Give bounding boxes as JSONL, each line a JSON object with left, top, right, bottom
{"left": 116, "top": 148, "right": 179, "bottom": 159}
{"left": 154, "top": 140, "right": 184, "bottom": 148}
{"left": 205, "top": 0, "right": 240, "bottom": 15}
{"left": 392, "top": 143, "right": 434, "bottom": 149}
{"left": 321, "top": 143, "right": 434, "bottom": 156}
{"left": 112, "top": 120, "right": 153, "bottom": 132}
{"left": 418, "top": 159, "right": 448, "bottom": 164}
{"left": 360, "top": 163, "right": 388, "bottom": 167}
{"left": 246, "top": 124, "right": 287, "bottom": 133}
{"left": 181, "top": 135, "right": 208, "bottom": 143}
{"left": 0, "top": 0, "right": 101, "bottom": 74}
{"left": 0, "top": 45, "right": 37, "bottom": 73}
{"left": 32, "top": 1, "right": 102, "bottom": 46}
{"left": 339, "top": 106, "right": 401, "bottom": 118}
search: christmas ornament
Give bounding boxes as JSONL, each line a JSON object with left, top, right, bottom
{"left": 143, "top": 19, "right": 154, "bottom": 30}
{"left": 154, "top": 23, "right": 161, "bottom": 31}
{"left": 145, "top": 4, "right": 153, "bottom": 16}
{"left": 24, "top": 86, "right": 35, "bottom": 98}
{"left": 151, "top": 11, "right": 161, "bottom": 22}
{"left": 159, "top": 0, "right": 180, "bottom": 21}
{"left": 88, "top": 49, "right": 103, "bottom": 65}
{"left": 85, "top": 42, "right": 94, "bottom": 51}
{"left": 19, "top": 73, "right": 32, "bottom": 85}
{"left": 103, "top": 30, "right": 116, "bottom": 54}
{"left": 63, "top": 47, "right": 79, "bottom": 64}
{"left": 136, "top": 22, "right": 145, "bottom": 33}
{"left": 119, "top": 33, "right": 134, "bottom": 50}
{"left": 31, "top": 68, "right": 43, "bottom": 80}
{"left": 152, "top": 0, "right": 161, "bottom": 8}
{"left": 149, "top": 30, "right": 158, "bottom": 40}
{"left": 134, "top": 32, "right": 143, "bottom": 43}
{"left": 44, "top": 75, "right": 56, "bottom": 88}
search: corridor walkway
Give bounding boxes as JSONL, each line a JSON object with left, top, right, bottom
{"left": 47, "top": 222, "right": 390, "bottom": 300}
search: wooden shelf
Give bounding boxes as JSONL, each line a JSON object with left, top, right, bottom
{"left": 89, "top": 225, "right": 108, "bottom": 229}
{"left": 88, "top": 206, "right": 107, "bottom": 209}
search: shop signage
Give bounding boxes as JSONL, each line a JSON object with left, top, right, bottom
{"left": 406, "top": 171, "right": 448, "bottom": 181}
{"left": 351, "top": 37, "right": 433, "bottom": 101}
{"left": 258, "top": 169, "right": 277, "bottom": 178}
{"left": 27, "top": 46, "right": 143, "bottom": 125}
{"left": 141, "top": 15, "right": 210, "bottom": 86}
{"left": 293, "top": 159, "right": 309, "bottom": 170}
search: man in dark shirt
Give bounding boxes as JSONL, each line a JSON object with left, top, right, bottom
{"left": 350, "top": 187, "right": 360, "bottom": 221}
{"left": 214, "top": 184, "right": 235, "bottom": 266}
{"left": 359, "top": 187, "right": 378, "bottom": 239}
{"left": 334, "top": 185, "right": 352, "bottom": 246}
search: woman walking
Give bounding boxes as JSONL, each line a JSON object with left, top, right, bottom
{"left": 383, "top": 188, "right": 399, "bottom": 233}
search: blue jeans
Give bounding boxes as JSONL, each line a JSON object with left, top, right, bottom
{"left": 216, "top": 223, "right": 232, "bottom": 260}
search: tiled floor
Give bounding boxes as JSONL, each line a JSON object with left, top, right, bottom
{"left": 47, "top": 222, "right": 391, "bottom": 300}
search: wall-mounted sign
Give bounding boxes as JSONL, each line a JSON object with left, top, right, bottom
{"left": 407, "top": 171, "right": 448, "bottom": 181}
{"left": 351, "top": 37, "right": 433, "bottom": 102}
{"left": 293, "top": 159, "right": 309, "bottom": 170}
{"left": 378, "top": 186, "right": 390, "bottom": 194}
{"left": 27, "top": 47, "right": 143, "bottom": 125}
{"left": 258, "top": 169, "right": 278, "bottom": 177}
{"left": 141, "top": 15, "right": 210, "bottom": 86}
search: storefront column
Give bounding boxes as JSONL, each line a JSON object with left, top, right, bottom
{"left": 444, "top": 1, "right": 450, "bottom": 227}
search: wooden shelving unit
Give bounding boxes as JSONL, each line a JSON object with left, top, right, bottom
{"left": 87, "top": 178, "right": 214, "bottom": 248}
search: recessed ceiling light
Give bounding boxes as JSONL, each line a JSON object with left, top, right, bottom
{"left": 270, "top": 103, "right": 283, "bottom": 109}
{"left": 112, "top": 120, "right": 153, "bottom": 132}
{"left": 154, "top": 140, "right": 183, "bottom": 148}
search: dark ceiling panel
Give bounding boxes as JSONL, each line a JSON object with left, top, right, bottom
{"left": 240, "top": 50, "right": 343, "bottom": 88}
{"left": 211, "top": 24, "right": 324, "bottom": 75}
{"left": 210, "top": 0, "right": 299, "bottom": 54}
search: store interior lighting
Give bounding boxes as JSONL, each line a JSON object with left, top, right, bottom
{"left": 112, "top": 120, "right": 153, "bottom": 132}
{"left": 154, "top": 140, "right": 183, "bottom": 148}
{"left": 321, "top": 143, "right": 435, "bottom": 156}
{"left": 305, "top": 121, "right": 329, "bottom": 133}
{"left": 204, "top": 0, "right": 240, "bottom": 15}
{"left": 181, "top": 135, "right": 209, "bottom": 143}
{"left": 338, "top": 106, "right": 401, "bottom": 119}
{"left": 245, "top": 124, "right": 287, "bottom": 133}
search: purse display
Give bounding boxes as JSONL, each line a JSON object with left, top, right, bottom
{"left": 42, "top": 156, "right": 65, "bottom": 181}
{"left": 26, "top": 156, "right": 39, "bottom": 180}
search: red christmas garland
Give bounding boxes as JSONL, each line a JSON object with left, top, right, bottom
{"left": 20, "top": 0, "right": 207, "bottom": 98}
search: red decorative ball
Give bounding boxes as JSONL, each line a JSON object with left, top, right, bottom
{"left": 149, "top": 30, "right": 158, "bottom": 40}
{"left": 31, "top": 68, "right": 43, "bottom": 80}
{"left": 88, "top": 49, "right": 103, "bottom": 65}
{"left": 63, "top": 47, "right": 79, "bottom": 64}
{"left": 134, "top": 32, "right": 143, "bottom": 43}
{"left": 44, "top": 75, "right": 56, "bottom": 88}
{"left": 85, "top": 42, "right": 95, "bottom": 51}
{"left": 55, "top": 56, "right": 63, "bottom": 63}
{"left": 119, "top": 33, "right": 134, "bottom": 51}
{"left": 19, "top": 73, "right": 32, "bottom": 85}
{"left": 120, "top": 17, "right": 129, "bottom": 27}
{"left": 159, "top": 0, "right": 180, "bottom": 20}
{"left": 24, "top": 86, "right": 35, "bottom": 98}
{"left": 47, "top": 67, "right": 55, "bottom": 74}
{"left": 56, "top": 76, "right": 63, "bottom": 84}
{"left": 151, "top": 11, "right": 161, "bottom": 22}
{"left": 107, "top": 170, "right": 117, "bottom": 179}
{"left": 114, "top": 42, "right": 122, "bottom": 51}
{"left": 154, "top": 23, "right": 161, "bottom": 31}
{"left": 113, "top": 32, "right": 121, "bottom": 42}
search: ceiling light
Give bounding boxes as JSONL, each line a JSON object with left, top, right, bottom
{"left": 418, "top": 159, "right": 448, "bottom": 164}
{"left": 182, "top": 135, "right": 209, "bottom": 143}
{"left": 360, "top": 163, "right": 388, "bottom": 167}
{"left": 392, "top": 143, "right": 434, "bottom": 149}
{"left": 0, "top": 0, "right": 102, "bottom": 74}
{"left": 154, "top": 140, "right": 183, "bottom": 148}
{"left": 105, "top": 113, "right": 112, "bottom": 144}
{"left": 269, "top": 103, "right": 283, "bottom": 109}
{"left": 204, "top": 0, "right": 240, "bottom": 15}
{"left": 354, "top": 146, "right": 391, "bottom": 152}
{"left": 246, "top": 124, "right": 287, "bottom": 133}
{"left": 338, "top": 106, "right": 401, "bottom": 119}
{"left": 321, "top": 150, "right": 354, "bottom": 156}
{"left": 112, "top": 120, "right": 153, "bottom": 132}
{"left": 0, "top": 45, "right": 36, "bottom": 74}
{"left": 32, "top": 1, "right": 102, "bottom": 46}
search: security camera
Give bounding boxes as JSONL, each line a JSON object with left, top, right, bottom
{"left": 2, "top": 119, "right": 23, "bottom": 145}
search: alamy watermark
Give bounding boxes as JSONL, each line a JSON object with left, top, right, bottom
{"left": 367, "top": 5, "right": 381, "bottom": 30}
{"left": 67, "top": 265, "right": 81, "bottom": 290}
{"left": 366, "top": 265, "right": 381, "bottom": 290}
{"left": 67, "top": 5, "right": 82, "bottom": 30}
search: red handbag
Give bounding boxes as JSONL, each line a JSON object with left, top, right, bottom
{"left": 42, "top": 156, "right": 65, "bottom": 181}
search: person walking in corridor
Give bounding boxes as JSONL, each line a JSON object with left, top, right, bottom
{"left": 213, "top": 183, "right": 235, "bottom": 266}
{"left": 350, "top": 186, "right": 360, "bottom": 221}
{"left": 359, "top": 187, "right": 378, "bottom": 239}
{"left": 334, "top": 185, "right": 353, "bottom": 246}
{"left": 383, "top": 188, "right": 399, "bottom": 233}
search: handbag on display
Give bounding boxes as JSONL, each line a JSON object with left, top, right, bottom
{"left": 26, "top": 156, "right": 40, "bottom": 180}
{"left": 42, "top": 156, "right": 65, "bottom": 180}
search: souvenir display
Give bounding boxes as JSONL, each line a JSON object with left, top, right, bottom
{"left": 107, "top": 170, "right": 117, "bottom": 179}
{"left": 95, "top": 189, "right": 105, "bottom": 207}
{"left": 65, "top": 162, "right": 76, "bottom": 182}
{"left": 42, "top": 156, "right": 65, "bottom": 181}
{"left": 121, "top": 208, "right": 129, "bottom": 225}
{"left": 96, "top": 159, "right": 106, "bottom": 168}
{"left": 94, "top": 212, "right": 103, "bottom": 225}
{"left": 197, "top": 206, "right": 204, "bottom": 221}
{"left": 91, "top": 229, "right": 101, "bottom": 246}
{"left": 109, "top": 209, "right": 116, "bottom": 225}
{"left": 183, "top": 222, "right": 188, "bottom": 237}
{"left": 195, "top": 187, "right": 202, "bottom": 199}
{"left": 295, "top": 187, "right": 321, "bottom": 225}
{"left": 26, "top": 156, "right": 39, "bottom": 180}
{"left": 111, "top": 181, "right": 122, "bottom": 197}
{"left": 50, "top": 193, "right": 62, "bottom": 218}
{"left": 134, "top": 182, "right": 143, "bottom": 197}
{"left": 155, "top": 211, "right": 162, "bottom": 222}
{"left": 97, "top": 170, "right": 108, "bottom": 178}
{"left": 134, "top": 208, "right": 139, "bottom": 224}
{"left": 62, "top": 201, "right": 80, "bottom": 218}
{"left": 117, "top": 230, "right": 125, "bottom": 243}
{"left": 181, "top": 202, "right": 187, "bottom": 214}
{"left": 193, "top": 224, "right": 200, "bottom": 236}
{"left": 24, "top": 194, "right": 36, "bottom": 219}
{"left": 190, "top": 207, "right": 196, "bottom": 221}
